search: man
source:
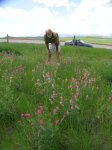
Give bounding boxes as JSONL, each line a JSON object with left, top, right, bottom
{"left": 44, "top": 29, "right": 60, "bottom": 62}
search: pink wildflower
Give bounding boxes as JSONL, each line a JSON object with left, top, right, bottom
{"left": 56, "top": 119, "right": 59, "bottom": 125}
{"left": 38, "top": 129, "right": 41, "bottom": 134}
{"left": 60, "top": 101, "right": 63, "bottom": 104}
{"left": 109, "top": 96, "right": 111, "bottom": 100}
{"left": 53, "top": 93, "right": 56, "bottom": 96}
{"left": 40, "top": 91, "right": 43, "bottom": 94}
{"left": 76, "top": 92, "right": 79, "bottom": 95}
{"left": 39, "top": 120, "right": 43, "bottom": 126}
{"left": 60, "top": 96, "right": 63, "bottom": 100}
{"left": 75, "top": 105, "right": 79, "bottom": 109}
{"left": 25, "top": 113, "right": 30, "bottom": 118}
{"left": 94, "top": 78, "right": 96, "bottom": 82}
{"left": 36, "top": 109, "right": 41, "bottom": 115}
{"left": 42, "top": 89, "right": 45, "bottom": 92}
{"left": 70, "top": 99, "right": 74, "bottom": 104}
{"left": 39, "top": 105, "right": 43, "bottom": 111}
{"left": 31, "top": 122, "right": 34, "bottom": 126}
{"left": 71, "top": 105, "right": 74, "bottom": 109}
{"left": 70, "top": 85, "right": 73, "bottom": 88}
{"left": 66, "top": 110, "right": 69, "bottom": 114}
{"left": 52, "top": 84, "right": 54, "bottom": 89}
{"left": 63, "top": 115, "right": 66, "bottom": 119}
{"left": 48, "top": 77, "right": 50, "bottom": 81}
{"left": 86, "top": 94, "right": 88, "bottom": 98}
{"left": 56, "top": 106, "right": 59, "bottom": 110}
{"left": 74, "top": 95, "right": 77, "bottom": 98}
{"left": 32, "top": 69, "right": 35, "bottom": 72}
{"left": 49, "top": 98, "right": 51, "bottom": 101}
{"left": 72, "top": 77, "right": 75, "bottom": 82}
{"left": 10, "top": 76, "right": 13, "bottom": 80}
{"left": 53, "top": 109, "right": 57, "bottom": 114}
{"left": 21, "top": 113, "right": 24, "bottom": 117}
{"left": 51, "top": 95, "right": 54, "bottom": 99}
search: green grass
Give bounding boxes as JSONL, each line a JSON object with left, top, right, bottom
{"left": 60, "top": 36, "right": 112, "bottom": 44}
{"left": 0, "top": 42, "right": 112, "bottom": 150}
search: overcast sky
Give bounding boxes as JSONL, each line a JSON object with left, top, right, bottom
{"left": 0, "top": 0, "right": 112, "bottom": 37}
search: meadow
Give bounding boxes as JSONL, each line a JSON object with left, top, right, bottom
{"left": 60, "top": 36, "right": 112, "bottom": 45}
{"left": 0, "top": 42, "right": 112, "bottom": 150}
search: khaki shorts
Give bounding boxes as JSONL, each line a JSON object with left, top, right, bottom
{"left": 49, "top": 41, "right": 61, "bottom": 54}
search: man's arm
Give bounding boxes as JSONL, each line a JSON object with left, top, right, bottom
{"left": 44, "top": 35, "right": 49, "bottom": 51}
{"left": 46, "top": 43, "right": 49, "bottom": 50}
{"left": 55, "top": 33, "right": 60, "bottom": 62}
{"left": 44, "top": 35, "right": 51, "bottom": 62}
{"left": 46, "top": 43, "right": 51, "bottom": 62}
{"left": 56, "top": 44, "right": 58, "bottom": 51}
{"left": 46, "top": 43, "right": 50, "bottom": 52}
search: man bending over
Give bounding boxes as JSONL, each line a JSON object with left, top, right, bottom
{"left": 44, "top": 29, "right": 61, "bottom": 62}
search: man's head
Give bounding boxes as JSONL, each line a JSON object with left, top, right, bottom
{"left": 46, "top": 29, "right": 52, "bottom": 38}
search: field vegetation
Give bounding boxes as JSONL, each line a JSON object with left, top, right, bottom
{"left": 0, "top": 42, "right": 112, "bottom": 150}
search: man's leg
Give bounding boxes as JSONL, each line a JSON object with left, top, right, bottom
{"left": 56, "top": 50, "right": 60, "bottom": 62}
{"left": 48, "top": 50, "right": 51, "bottom": 62}
{"left": 56, "top": 41, "right": 61, "bottom": 62}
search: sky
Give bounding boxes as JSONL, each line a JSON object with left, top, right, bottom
{"left": 0, "top": 0, "right": 112, "bottom": 37}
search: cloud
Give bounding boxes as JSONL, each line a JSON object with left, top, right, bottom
{"left": 32, "top": 0, "right": 77, "bottom": 12}
{"left": 32, "top": 0, "right": 69, "bottom": 7}
{"left": 0, "top": 6, "right": 66, "bottom": 36}
{"left": 66, "top": 0, "right": 112, "bottom": 35}
{"left": 107, "top": 0, "right": 112, "bottom": 6}
{"left": 52, "top": 10, "right": 59, "bottom": 15}
{"left": 66, "top": 2, "right": 77, "bottom": 12}
{"left": 0, "top": 0, "right": 112, "bottom": 37}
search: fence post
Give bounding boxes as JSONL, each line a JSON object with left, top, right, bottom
{"left": 73, "top": 35, "right": 75, "bottom": 47}
{"left": 7, "top": 34, "right": 9, "bottom": 43}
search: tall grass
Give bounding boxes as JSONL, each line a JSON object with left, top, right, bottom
{"left": 0, "top": 42, "right": 112, "bottom": 150}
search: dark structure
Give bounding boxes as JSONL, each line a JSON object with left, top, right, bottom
{"left": 65, "top": 38, "right": 93, "bottom": 47}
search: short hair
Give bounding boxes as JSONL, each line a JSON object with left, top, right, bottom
{"left": 45, "top": 29, "right": 52, "bottom": 34}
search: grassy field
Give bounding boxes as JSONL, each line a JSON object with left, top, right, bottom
{"left": 60, "top": 36, "right": 112, "bottom": 44}
{"left": 0, "top": 42, "right": 112, "bottom": 150}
